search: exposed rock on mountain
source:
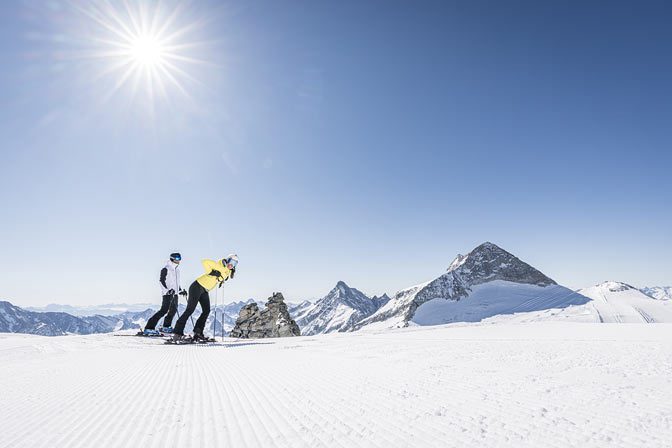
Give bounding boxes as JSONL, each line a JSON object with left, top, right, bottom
{"left": 296, "top": 281, "right": 385, "bottom": 335}
{"left": 372, "top": 294, "right": 391, "bottom": 309}
{"left": 230, "top": 293, "right": 300, "bottom": 338}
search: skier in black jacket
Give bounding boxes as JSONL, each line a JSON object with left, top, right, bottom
{"left": 143, "top": 253, "right": 187, "bottom": 335}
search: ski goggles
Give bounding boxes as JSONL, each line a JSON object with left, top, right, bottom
{"left": 227, "top": 259, "right": 238, "bottom": 268}
{"left": 171, "top": 255, "right": 182, "bottom": 261}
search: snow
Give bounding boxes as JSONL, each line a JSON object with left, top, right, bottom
{"left": 641, "top": 286, "right": 672, "bottom": 301}
{"left": 411, "top": 281, "right": 588, "bottom": 326}
{"left": 406, "top": 281, "right": 672, "bottom": 327}
{"left": 576, "top": 282, "right": 672, "bottom": 323}
{"left": 1, "top": 323, "right": 671, "bottom": 447}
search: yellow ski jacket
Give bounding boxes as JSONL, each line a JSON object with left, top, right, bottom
{"left": 196, "top": 259, "right": 232, "bottom": 291}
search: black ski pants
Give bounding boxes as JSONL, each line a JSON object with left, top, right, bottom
{"left": 145, "top": 294, "right": 178, "bottom": 330}
{"left": 174, "top": 280, "right": 210, "bottom": 336}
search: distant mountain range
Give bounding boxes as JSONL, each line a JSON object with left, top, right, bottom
{"left": 25, "top": 303, "right": 158, "bottom": 317}
{"left": 0, "top": 298, "right": 264, "bottom": 338}
{"left": 2, "top": 242, "right": 670, "bottom": 337}
{"left": 0, "top": 301, "right": 154, "bottom": 336}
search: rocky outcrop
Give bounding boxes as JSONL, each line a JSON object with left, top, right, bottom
{"left": 230, "top": 292, "right": 301, "bottom": 338}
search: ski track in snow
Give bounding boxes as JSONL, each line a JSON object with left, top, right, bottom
{"left": 1, "top": 324, "right": 671, "bottom": 448}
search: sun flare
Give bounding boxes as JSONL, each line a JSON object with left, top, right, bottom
{"left": 71, "top": 0, "right": 208, "bottom": 110}
{"left": 128, "top": 35, "right": 166, "bottom": 66}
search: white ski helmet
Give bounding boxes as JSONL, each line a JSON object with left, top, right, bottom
{"left": 224, "top": 254, "right": 239, "bottom": 267}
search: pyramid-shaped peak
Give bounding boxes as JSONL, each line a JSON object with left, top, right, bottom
{"left": 448, "top": 242, "right": 509, "bottom": 271}
{"left": 470, "top": 241, "right": 511, "bottom": 256}
{"left": 446, "top": 242, "right": 556, "bottom": 287}
{"left": 476, "top": 241, "right": 501, "bottom": 250}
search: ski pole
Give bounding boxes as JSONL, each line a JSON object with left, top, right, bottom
{"left": 213, "top": 282, "right": 218, "bottom": 339}
{"left": 222, "top": 285, "right": 225, "bottom": 342}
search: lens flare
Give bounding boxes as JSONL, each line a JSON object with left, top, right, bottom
{"left": 129, "top": 36, "right": 165, "bottom": 66}
{"left": 68, "top": 0, "right": 211, "bottom": 113}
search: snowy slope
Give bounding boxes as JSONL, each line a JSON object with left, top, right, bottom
{"left": 408, "top": 281, "right": 672, "bottom": 326}
{"left": 576, "top": 281, "right": 672, "bottom": 323}
{"left": 640, "top": 286, "right": 672, "bottom": 301}
{"left": 410, "top": 281, "right": 589, "bottom": 326}
{"left": 356, "top": 242, "right": 566, "bottom": 330}
{"left": 296, "top": 281, "right": 382, "bottom": 335}
{"left": 1, "top": 323, "right": 670, "bottom": 447}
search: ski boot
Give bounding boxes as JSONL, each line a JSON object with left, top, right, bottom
{"left": 159, "top": 326, "right": 174, "bottom": 334}
{"left": 192, "top": 331, "right": 215, "bottom": 343}
{"left": 141, "top": 328, "right": 161, "bottom": 336}
{"left": 171, "top": 333, "right": 188, "bottom": 343}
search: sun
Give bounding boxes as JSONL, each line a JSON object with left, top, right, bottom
{"left": 128, "top": 35, "right": 166, "bottom": 66}
{"left": 71, "top": 0, "right": 208, "bottom": 109}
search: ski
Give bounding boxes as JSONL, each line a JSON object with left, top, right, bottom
{"left": 164, "top": 335, "right": 217, "bottom": 345}
{"left": 135, "top": 331, "right": 165, "bottom": 337}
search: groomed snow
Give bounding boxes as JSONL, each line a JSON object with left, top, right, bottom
{"left": 1, "top": 324, "right": 671, "bottom": 447}
{"left": 577, "top": 282, "right": 672, "bottom": 323}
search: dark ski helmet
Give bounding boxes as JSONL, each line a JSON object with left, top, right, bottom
{"left": 170, "top": 252, "right": 182, "bottom": 262}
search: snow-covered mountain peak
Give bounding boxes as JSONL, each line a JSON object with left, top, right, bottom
{"left": 355, "top": 242, "right": 562, "bottom": 330}
{"left": 323, "top": 282, "right": 372, "bottom": 307}
{"left": 296, "top": 281, "right": 386, "bottom": 335}
{"left": 595, "top": 281, "right": 636, "bottom": 293}
{"left": 447, "top": 242, "right": 556, "bottom": 287}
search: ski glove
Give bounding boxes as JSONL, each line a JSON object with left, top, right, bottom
{"left": 167, "top": 289, "right": 175, "bottom": 295}
{"left": 229, "top": 267, "right": 236, "bottom": 279}
{"left": 209, "top": 270, "right": 222, "bottom": 277}
{"left": 179, "top": 289, "right": 187, "bottom": 296}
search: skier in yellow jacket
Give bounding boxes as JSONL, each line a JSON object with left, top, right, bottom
{"left": 172, "top": 254, "right": 238, "bottom": 342}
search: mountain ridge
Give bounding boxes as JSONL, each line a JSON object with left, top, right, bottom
{"left": 296, "top": 281, "right": 387, "bottom": 335}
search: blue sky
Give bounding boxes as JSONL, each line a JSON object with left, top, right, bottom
{"left": 1, "top": 0, "right": 670, "bottom": 306}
